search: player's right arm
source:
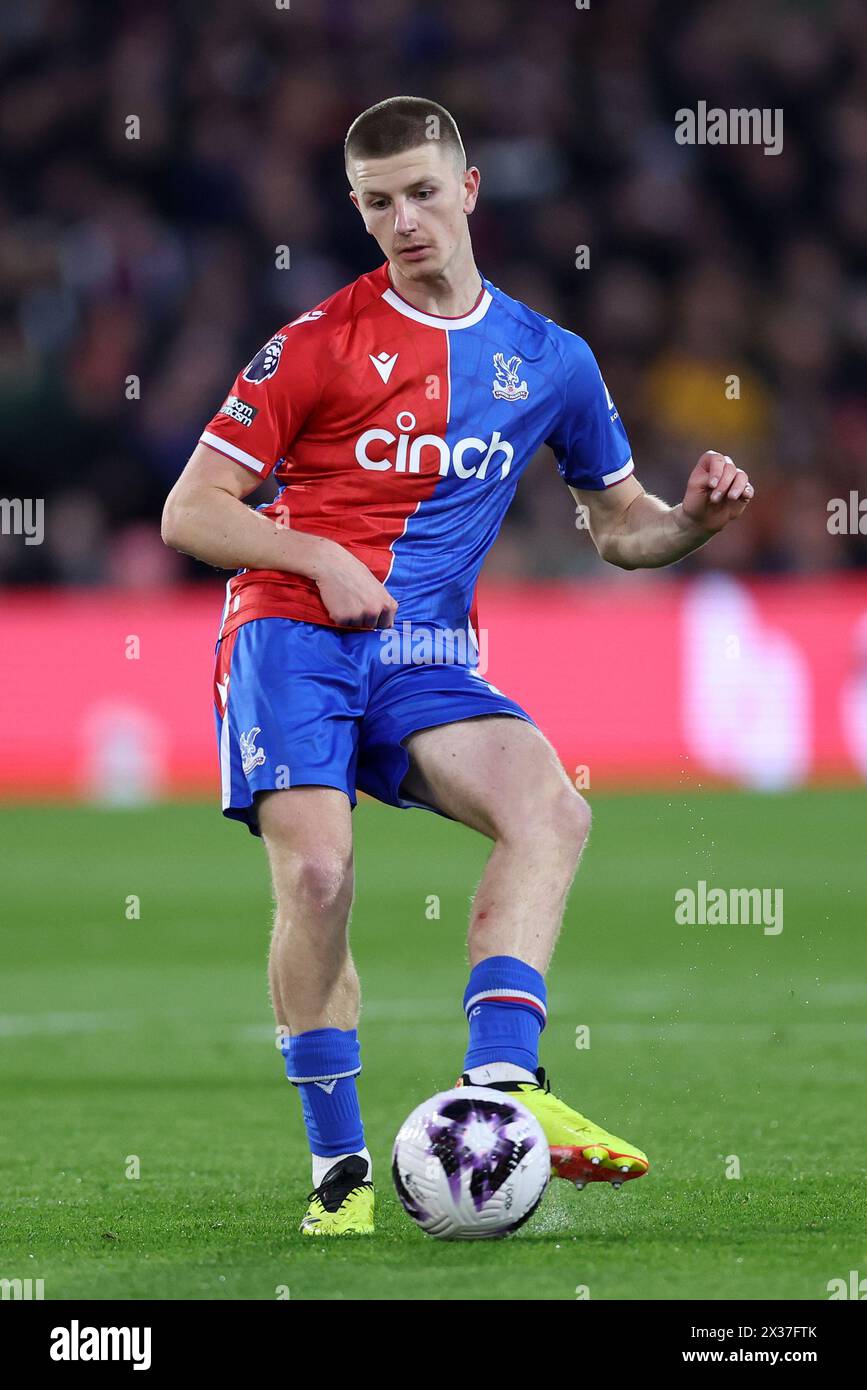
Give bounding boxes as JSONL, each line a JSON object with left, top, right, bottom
{"left": 161, "top": 313, "right": 398, "bottom": 628}
{"left": 162, "top": 442, "right": 397, "bottom": 628}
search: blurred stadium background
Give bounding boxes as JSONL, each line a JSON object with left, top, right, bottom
{"left": 2, "top": 0, "right": 867, "bottom": 801}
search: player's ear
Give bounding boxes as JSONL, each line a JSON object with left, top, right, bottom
{"left": 462, "top": 166, "right": 480, "bottom": 216}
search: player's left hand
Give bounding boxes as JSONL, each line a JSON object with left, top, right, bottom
{"left": 681, "top": 451, "right": 755, "bottom": 533}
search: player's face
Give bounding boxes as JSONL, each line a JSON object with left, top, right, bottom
{"left": 348, "top": 143, "right": 479, "bottom": 282}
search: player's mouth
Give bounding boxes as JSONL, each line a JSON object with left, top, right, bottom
{"left": 397, "top": 244, "right": 431, "bottom": 261}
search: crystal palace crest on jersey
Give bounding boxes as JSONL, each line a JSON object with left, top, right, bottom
{"left": 492, "top": 352, "right": 529, "bottom": 402}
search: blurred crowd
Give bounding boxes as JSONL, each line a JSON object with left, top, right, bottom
{"left": 1, "top": 0, "right": 866, "bottom": 590}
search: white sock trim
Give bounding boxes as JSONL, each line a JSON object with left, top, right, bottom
{"left": 284, "top": 1066, "right": 361, "bottom": 1084}
{"left": 464, "top": 988, "right": 547, "bottom": 1021}
{"left": 311, "top": 1147, "right": 372, "bottom": 1188}
{"left": 465, "top": 1063, "right": 537, "bottom": 1085}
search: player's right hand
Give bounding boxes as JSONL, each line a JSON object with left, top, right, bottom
{"left": 314, "top": 544, "right": 398, "bottom": 629}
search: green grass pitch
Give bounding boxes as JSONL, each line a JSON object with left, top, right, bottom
{"left": 1, "top": 789, "right": 865, "bottom": 1301}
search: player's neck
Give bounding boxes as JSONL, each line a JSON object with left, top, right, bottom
{"left": 385, "top": 253, "right": 483, "bottom": 320}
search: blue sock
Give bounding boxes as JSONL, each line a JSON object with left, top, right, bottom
{"left": 463, "top": 955, "right": 547, "bottom": 1074}
{"left": 280, "top": 1027, "right": 364, "bottom": 1158}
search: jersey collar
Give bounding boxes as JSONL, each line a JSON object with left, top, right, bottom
{"left": 379, "top": 263, "right": 492, "bottom": 330}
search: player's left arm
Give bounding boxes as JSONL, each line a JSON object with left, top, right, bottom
{"left": 570, "top": 451, "right": 755, "bottom": 570}
{"left": 548, "top": 330, "right": 754, "bottom": 568}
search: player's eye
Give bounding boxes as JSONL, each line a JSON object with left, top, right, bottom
{"left": 415, "top": 189, "right": 433, "bottom": 200}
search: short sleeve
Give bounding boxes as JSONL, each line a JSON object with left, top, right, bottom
{"left": 199, "top": 318, "right": 324, "bottom": 479}
{"left": 546, "top": 329, "right": 634, "bottom": 490}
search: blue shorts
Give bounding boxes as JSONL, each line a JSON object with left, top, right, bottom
{"left": 214, "top": 617, "right": 537, "bottom": 835}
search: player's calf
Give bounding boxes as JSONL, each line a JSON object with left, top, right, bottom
{"left": 261, "top": 788, "right": 373, "bottom": 1232}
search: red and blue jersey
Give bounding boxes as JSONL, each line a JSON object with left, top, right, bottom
{"left": 200, "top": 260, "right": 633, "bottom": 638}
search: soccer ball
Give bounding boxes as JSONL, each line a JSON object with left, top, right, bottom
{"left": 391, "top": 1086, "right": 549, "bottom": 1239}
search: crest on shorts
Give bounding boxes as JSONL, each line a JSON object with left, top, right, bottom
{"left": 240, "top": 726, "right": 266, "bottom": 777}
{"left": 492, "top": 352, "right": 528, "bottom": 402}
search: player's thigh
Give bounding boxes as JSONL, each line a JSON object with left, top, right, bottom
{"left": 258, "top": 786, "right": 354, "bottom": 910}
{"left": 402, "top": 715, "right": 585, "bottom": 841}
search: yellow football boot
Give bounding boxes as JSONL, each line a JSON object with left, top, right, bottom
{"left": 300, "top": 1155, "right": 374, "bottom": 1235}
{"left": 457, "top": 1069, "right": 649, "bottom": 1190}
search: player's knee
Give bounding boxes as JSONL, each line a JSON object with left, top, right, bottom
{"left": 279, "top": 849, "right": 353, "bottom": 918}
{"left": 571, "top": 788, "right": 593, "bottom": 842}
{"left": 532, "top": 784, "right": 591, "bottom": 864}
{"left": 558, "top": 785, "right": 592, "bottom": 855}
{"left": 495, "top": 780, "right": 590, "bottom": 867}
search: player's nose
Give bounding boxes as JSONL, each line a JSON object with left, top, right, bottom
{"left": 393, "top": 199, "right": 417, "bottom": 234}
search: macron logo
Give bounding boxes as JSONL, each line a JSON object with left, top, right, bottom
{"left": 314, "top": 1080, "right": 339, "bottom": 1094}
{"left": 369, "top": 351, "right": 398, "bottom": 384}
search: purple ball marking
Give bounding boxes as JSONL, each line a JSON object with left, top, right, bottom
{"left": 424, "top": 1097, "right": 537, "bottom": 1211}
{"left": 391, "top": 1154, "right": 430, "bottom": 1224}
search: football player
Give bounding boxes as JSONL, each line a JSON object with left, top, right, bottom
{"left": 162, "top": 97, "right": 753, "bottom": 1234}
